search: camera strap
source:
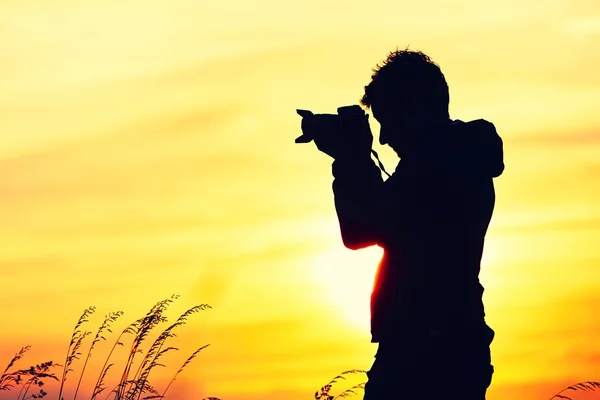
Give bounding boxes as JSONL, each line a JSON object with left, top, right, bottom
{"left": 371, "top": 149, "right": 392, "bottom": 178}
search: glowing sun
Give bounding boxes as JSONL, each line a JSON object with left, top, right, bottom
{"left": 309, "top": 245, "right": 383, "bottom": 330}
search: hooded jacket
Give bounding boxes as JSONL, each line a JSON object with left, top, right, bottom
{"left": 331, "top": 119, "right": 504, "bottom": 343}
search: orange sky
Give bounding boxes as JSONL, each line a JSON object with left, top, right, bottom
{"left": 1, "top": 1, "right": 600, "bottom": 399}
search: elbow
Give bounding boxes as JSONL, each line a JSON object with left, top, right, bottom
{"left": 341, "top": 231, "right": 376, "bottom": 250}
{"left": 343, "top": 239, "right": 364, "bottom": 250}
{"left": 336, "top": 212, "right": 380, "bottom": 250}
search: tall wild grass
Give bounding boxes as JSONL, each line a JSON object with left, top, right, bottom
{"left": 0, "top": 295, "right": 217, "bottom": 400}
{"left": 2, "top": 296, "right": 599, "bottom": 399}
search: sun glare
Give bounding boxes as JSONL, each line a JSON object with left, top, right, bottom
{"left": 310, "top": 238, "right": 504, "bottom": 331}
{"left": 309, "top": 245, "right": 383, "bottom": 330}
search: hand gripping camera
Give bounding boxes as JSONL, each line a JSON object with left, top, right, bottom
{"left": 294, "top": 104, "right": 391, "bottom": 177}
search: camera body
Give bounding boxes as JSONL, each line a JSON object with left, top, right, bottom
{"left": 295, "top": 105, "right": 367, "bottom": 144}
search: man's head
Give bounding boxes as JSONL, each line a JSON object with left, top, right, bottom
{"left": 360, "top": 48, "right": 450, "bottom": 155}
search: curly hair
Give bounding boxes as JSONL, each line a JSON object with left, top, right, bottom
{"left": 360, "top": 48, "right": 449, "bottom": 119}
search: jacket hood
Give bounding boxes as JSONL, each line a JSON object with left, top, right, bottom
{"left": 447, "top": 119, "right": 505, "bottom": 178}
{"left": 403, "top": 118, "right": 504, "bottom": 178}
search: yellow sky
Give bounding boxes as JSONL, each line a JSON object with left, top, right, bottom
{"left": 1, "top": 0, "right": 600, "bottom": 399}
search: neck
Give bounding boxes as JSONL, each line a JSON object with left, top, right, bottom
{"left": 394, "top": 117, "right": 450, "bottom": 159}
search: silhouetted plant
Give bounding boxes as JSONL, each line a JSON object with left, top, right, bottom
{"left": 314, "top": 370, "right": 367, "bottom": 400}
{"left": 129, "top": 304, "right": 210, "bottom": 400}
{"left": 9, "top": 298, "right": 600, "bottom": 400}
{"left": 17, "top": 361, "right": 60, "bottom": 400}
{"left": 548, "top": 381, "right": 600, "bottom": 399}
{"left": 0, "top": 346, "right": 30, "bottom": 391}
{"left": 1, "top": 296, "right": 218, "bottom": 400}
{"left": 159, "top": 343, "right": 210, "bottom": 400}
{"left": 58, "top": 306, "right": 96, "bottom": 400}
{"left": 75, "top": 311, "right": 124, "bottom": 400}
{"left": 315, "top": 370, "right": 600, "bottom": 400}
{"left": 313, "top": 370, "right": 600, "bottom": 400}
{"left": 113, "top": 296, "right": 177, "bottom": 400}
{"left": 0, "top": 346, "right": 60, "bottom": 399}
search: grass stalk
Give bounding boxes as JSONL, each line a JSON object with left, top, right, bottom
{"left": 115, "top": 296, "right": 177, "bottom": 400}
{"left": 57, "top": 306, "right": 95, "bottom": 400}
{"left": 74, "top": 311, "right": 124, "bottom": 400}
{"left": 160, "top": 344, "right": 210, "bottom": 399}
{"left": 0, "top": 346, "right": 31, "bottom": 391}
{"left": 548, "top": 381, "right": 600, "bottom": 399}
{"left": 131, "top": 304, "right": 210, "bottom": 400}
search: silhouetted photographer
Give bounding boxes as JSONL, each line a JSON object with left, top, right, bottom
{"left": 296, "top": 49, "right": 504, "bottom": 399}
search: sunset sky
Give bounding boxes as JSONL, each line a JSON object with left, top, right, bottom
{"left": 1, "top": 0, "right": 600, "bottom": 399}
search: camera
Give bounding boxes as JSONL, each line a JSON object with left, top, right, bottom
{"left": 294, "top": 105, "right": 367, "bottom": 144}
{"left": 295, "top": 104, "right": 390, "bottom": 176}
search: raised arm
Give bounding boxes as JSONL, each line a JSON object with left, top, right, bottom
{"left": 331, "top": 155, "right": 387, "bottom": 250}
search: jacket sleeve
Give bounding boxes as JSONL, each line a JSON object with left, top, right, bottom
{"left": 331, "top": 155, "right": 387, "bottom": 250}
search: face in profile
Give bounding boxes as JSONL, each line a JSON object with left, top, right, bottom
{"left": 370, "top": 99, "right": 449, "bottom": 158}
{"left": 370, "top": 102, "right": 415, "bottom": 157}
